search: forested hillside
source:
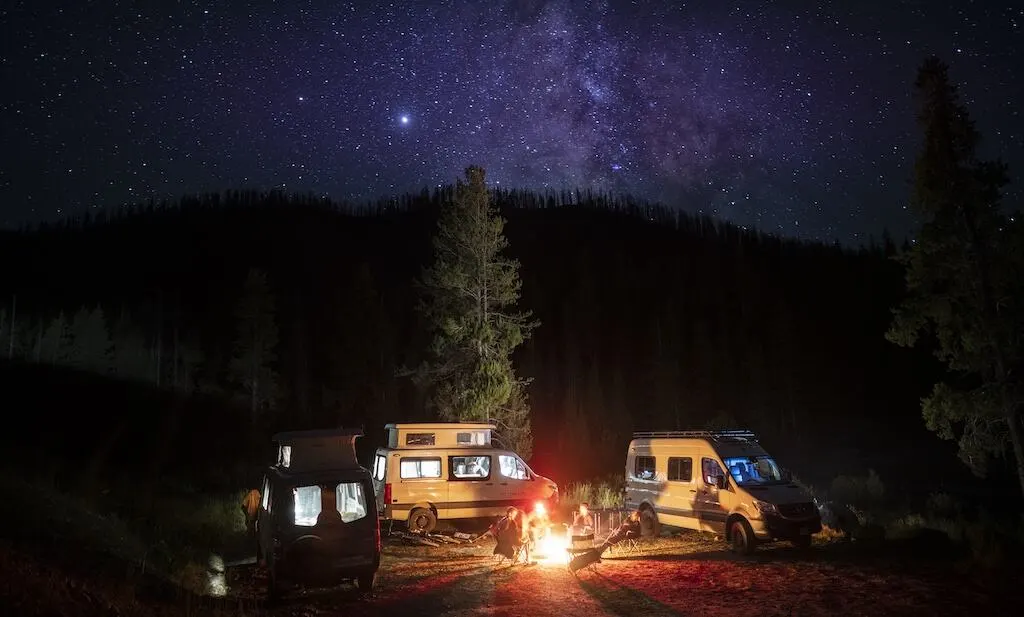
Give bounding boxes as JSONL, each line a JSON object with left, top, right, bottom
{"left": 0, "top": 188, "right": 981, "bottom": 499}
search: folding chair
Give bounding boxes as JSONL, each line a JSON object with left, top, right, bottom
{"left": 495, "top": 540, "right": 529, "bottom": 567}
{"left": 607, "top": 532, "right": 644, "bottom": 557}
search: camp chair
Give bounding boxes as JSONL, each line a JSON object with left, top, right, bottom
{"left": 495, "top": 540, "right": 529, "bottom": 566}
{"left": 606, "top": 531, "right": 644, "bottom": 557}
{"left": 567, "top": 547, "right": 602, "bottom": 576}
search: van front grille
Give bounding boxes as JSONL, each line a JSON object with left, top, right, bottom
{"left": 777, "top": 502, "right": 816, "bottom": 519}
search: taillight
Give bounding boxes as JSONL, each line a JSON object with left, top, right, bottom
{"left": 384, "top": 482, "right": 392, "bottom": 506}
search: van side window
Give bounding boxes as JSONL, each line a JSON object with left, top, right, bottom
{"left": 667, "top": 457, "right": 692, "bottom": 482}
{"left": 498, "top": 455, "right": 528, "bottom": 480}
{"left": 634, "top": 455, "right": 656, "bottom": 479}
{"left": 449, "top": 455, "right": 491, "bottom": 480}
{"left": 400, "top": 457, "right": 442, "bottom": 479}
{"left": 701, "top": 458, "right": 725, "bottom": 485}
{"left": 372, "top": 454, "right": 386, "bottom": 481}
{"left": 406, "top": 433, "right": 436, "bottom": 446}
{"left": 456, "top": 431, "right": 487, "bottom": 445}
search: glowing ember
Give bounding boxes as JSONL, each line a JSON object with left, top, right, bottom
{"left": 532, "top": 525, "right": 571, "bottom": 565}
{"left": 533, "top": 501, "right": 547, "bottom": 517}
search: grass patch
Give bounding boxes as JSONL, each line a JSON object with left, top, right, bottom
{"left": 884, "top": 506, "right": 1024, "bottom": 568}
{"left": 560, "top": 475, "right": 625, "bottom": 519}
{"left": 0, "top": 466, "right": 249, "bottom": 598}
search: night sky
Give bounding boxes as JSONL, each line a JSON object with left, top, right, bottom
{"left": 1, "top": 1, "right": 1021, "bottom": 243}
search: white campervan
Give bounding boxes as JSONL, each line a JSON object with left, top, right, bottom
{"left": 624, "top": 430, "right": 821, "bottom": 553}
{"left": 371, "top": 422, "right": 558, "bottom": 533}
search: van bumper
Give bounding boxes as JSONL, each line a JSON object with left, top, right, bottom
{"left": 759, "top": 514, "right": 822, "bottom": 540}
{"left": 381, "top": 505, "right": 410, "bottom": 521}
{"left": 278, "top": 550, "right": 380, "bottom": 582}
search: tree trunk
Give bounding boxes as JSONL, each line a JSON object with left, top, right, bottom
{"left": 8, "top": 295, "right": 15, "bottom": 359}
{"left": 251, "top": 372, "right": 259, "bottom": 426}
{"left": 1006, "top": 408, "right": 1024, "bottom": 498}
{"left": 34, "top": 322, "right": 42, "bottom": 363}
{"left": 155, "top": 291, "right": 163, "bottom": 387}
{"left": 172, "top": 321, "right": 179, "bottom": 390}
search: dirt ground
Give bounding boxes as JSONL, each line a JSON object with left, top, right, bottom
{"left": 225, "top": 531, "right": 1021, "bottom": 617}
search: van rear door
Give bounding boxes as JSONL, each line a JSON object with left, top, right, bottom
{"left": 371, "top": 451, "right": 387, "bottom": 514}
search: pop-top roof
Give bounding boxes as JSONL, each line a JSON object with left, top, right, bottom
{"left": 384, "top": 422, "right": 494, "bottom": 449}
{"left": 272, "top": 427, "right": 363, "bottom": 472}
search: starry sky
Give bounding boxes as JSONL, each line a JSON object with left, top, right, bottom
{"left": 1, "top": 0, "right": 1021, "bottom": 243}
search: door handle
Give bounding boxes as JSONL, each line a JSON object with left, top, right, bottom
{"left": 689, "top": 490, "right": 697, "bottom": 493}
{"left": 485, "top": 483, "right": 493, "bottom": 486}
{"left": 500, "top": 483, "right": 508, "bottom": 486}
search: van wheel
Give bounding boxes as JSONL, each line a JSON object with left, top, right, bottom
{"left": 266, "top": 559, "right": 279, "bottom": 601}
{"left": 793, "top": 534, "right": 813, "bottom": 549}
{"left": 729, "top": 518, "right": 757, "bottom": 555}
{"left": 356, "top": 570, "right": 375, "bottom": 594}
{"left": 407, "top": 508, "right": 437, "bottom": 534}
{"left": 639, "top": 506, "right": 660, "bottom": 537}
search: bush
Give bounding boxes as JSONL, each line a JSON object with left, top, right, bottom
{"left": 829, "top": 469, "right": 885, "bottom": 508}
{"left": 925, "top": 491, "right": 960, "bottom": 518}
{"left": 562, "top": 477, "right": 624, "bottom": 512}
{"left": 884, "top": 505, "right": 1024, "bottom": 569}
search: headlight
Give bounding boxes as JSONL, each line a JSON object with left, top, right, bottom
{"left": 752, "top": 499, "right": 778, "bottom": 516}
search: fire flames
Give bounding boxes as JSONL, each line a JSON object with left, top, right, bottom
{"left": 529, "top": 501, "right": 570, "bottom": 565}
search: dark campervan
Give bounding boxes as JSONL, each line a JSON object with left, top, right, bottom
{"left": 256, "top": 428, "right": 381, "bottom": 598}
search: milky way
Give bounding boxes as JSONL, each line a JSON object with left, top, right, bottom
{"left": 2, "top": 0, "right": 1021, "bottom": 243}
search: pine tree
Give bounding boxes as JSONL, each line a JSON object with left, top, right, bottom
{"left": 228, "top": 268, "right": 280, "bottom": 423}
{"left": 175, "top": 335, "right": 205, "bottom": 394}
{"left": 68, "top": 305, "right": 113, "bottom": 374}
{"left": 414, "top": 165, "right": 539, "bottom": 454}
{"left": 40, "top": 311, "right": 71, "bottom": 366}
{"left": 112, "top": 310, "right": 150, "bottom": 381}
{"left": 886, "top": 56, "right": 1024, "bottom": 496}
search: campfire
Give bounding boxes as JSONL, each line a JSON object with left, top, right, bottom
{"left": 528, "top": 502, "right": 571, "bottom": 565}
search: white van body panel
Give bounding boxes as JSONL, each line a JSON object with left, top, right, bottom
{"left": 371, "top": 423, "right": 558, "bottom": 524}
{"left": 624, "top": 430, "right": 820, "bottom": 544}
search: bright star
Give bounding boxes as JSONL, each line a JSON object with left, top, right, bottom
{"left": 400, "top": 115, "right": 409, "bottom": 124}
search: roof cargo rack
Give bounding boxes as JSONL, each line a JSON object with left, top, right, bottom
{"left": 631, "top": 430, "right": 758, "bottom": 441}
{"left": 272, "top": 427, "right": 364, "bottom": 472}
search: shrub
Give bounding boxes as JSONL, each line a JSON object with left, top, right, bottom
{"left": 562, "top": 478, "right": 625, "bottom": 512}
{"left": 925, "top": 491, "right": 959, "bottom": 518}
{"left": 829, "top": 469, "right": 885, "bottom": 508}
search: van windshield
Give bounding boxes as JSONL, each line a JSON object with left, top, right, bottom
{"left": 723, "top": 456, "right": 785, "bottom": 486}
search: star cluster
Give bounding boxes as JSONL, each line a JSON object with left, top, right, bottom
{"left": 1, "top": 0, "right": 1021, "bottom": 242}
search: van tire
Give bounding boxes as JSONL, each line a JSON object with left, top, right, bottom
{"left": 793, "top": 534, "right": 813, "bottom": 549}
{"left": 729, "top": 518, "right": 756, "bottom": 555}
{"left": 639, "top": 505, "right": 660, "bottom": 537}
{"left": 356, "top": 570, "right": 375, "bottom": 594}
{"left": 266, "top": 558, "right": 279, "bottom": 601}
{"left": 407, "top": 507, "right": 437, "bottom": 534}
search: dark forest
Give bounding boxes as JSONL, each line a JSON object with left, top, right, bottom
{"left": 2, "top": 187, "right": 1005, "bottom": 504}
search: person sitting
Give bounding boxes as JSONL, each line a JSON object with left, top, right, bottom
{"left": 240, "top": 488, "right": 261, "bottom": 536}
{"left": 492, "top": 506, "right": 526, "bottom": 561}
{"left": 597, "top": 510, "right": 641, "bottom": 552}
{"left": 572, "top": 502, "right": 595, "bottom": 532}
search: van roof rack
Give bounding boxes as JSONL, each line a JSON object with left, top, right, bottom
{"left": 631, "top": 430, "right": 758, "bottom": 441}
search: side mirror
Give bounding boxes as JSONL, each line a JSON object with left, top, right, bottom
{"left": 715, "top": 475, "right": 728, "bottom": 490}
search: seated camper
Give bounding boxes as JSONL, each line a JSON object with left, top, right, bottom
{"left": 492, "top": 506, "right": 526, "bottom": 560}
{"left": 571, "top": 502, "right": 595, "bottom": 550}
{"left": 598, "top": 510, "right": 642, "bottom": 551}
{"left": 572, "top": 502, "right": 595, "bottom": 532}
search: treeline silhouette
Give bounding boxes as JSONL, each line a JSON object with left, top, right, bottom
{"left": 0, "top": 187, "right": 998, "bottom": 501}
